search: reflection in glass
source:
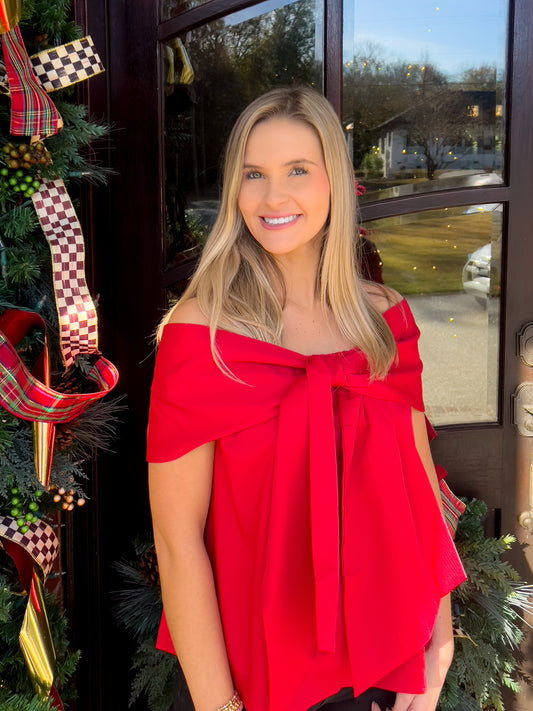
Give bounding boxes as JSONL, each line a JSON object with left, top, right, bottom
{"left": 160, "top": 0, "right": 211, "bottom": 20}
{"left": 362, "top": 205, "right": 502, "bottom": 425}
{"left": 162, "top": 0, "right": 323, "bottom": 275}
{"left": 343, "top": 1, "right": 508, "bottom": 202}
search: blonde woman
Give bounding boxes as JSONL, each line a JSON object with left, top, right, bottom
{"left": 147, "top": 87, "right": 465, "bottom": 711}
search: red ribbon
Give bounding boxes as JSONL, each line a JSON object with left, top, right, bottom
{"left": 0, "top": 309, "right": 118, "bottom": 423}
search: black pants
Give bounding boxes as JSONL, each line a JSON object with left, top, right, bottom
{"left": 308, "top": 687, "right": 396, "bottom": 711}
{"left": 171, "top": 683, "right": 396, "bottom": 711}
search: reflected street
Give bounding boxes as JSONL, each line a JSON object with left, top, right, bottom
{"left": 406, "top": 292, "right": 499, "bottom": 425}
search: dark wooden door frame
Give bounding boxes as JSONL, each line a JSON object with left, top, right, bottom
{"left": 70, "top": 2, "right": 162, "bottom": 709}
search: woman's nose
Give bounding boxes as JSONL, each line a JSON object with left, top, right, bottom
{"left": 263, "top": 178, "right": 289, "bottom": 206}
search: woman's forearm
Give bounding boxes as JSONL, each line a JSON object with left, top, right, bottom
{"left": 157, "top": 539, "right": 235, "bottom": 711}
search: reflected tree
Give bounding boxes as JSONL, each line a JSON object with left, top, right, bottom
{"left": 343, "top": 50, "right": 431, "bottom": 167}
{"left": 344, "top": 49, "right": 501, "bottom": 180}
{"left": 406, "top": 87, "right": 474, "bottom": 180}
{"left": 163, "top": 0, "right": 321, "bottom": 265}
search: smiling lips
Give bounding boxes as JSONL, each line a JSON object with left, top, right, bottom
{"left": 261, "top": 214, "right": 300, "bottom": 227}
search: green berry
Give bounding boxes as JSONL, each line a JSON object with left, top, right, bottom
{"left": 8, "top": 177, "right": 16, "bottom": 186}
{"left": 25, "top": 512, "right": 33, "bottom": 521}
{"left": 10, "top": 487, "right": 19, "bottom": 494}
{"left": 28, "top": 501, "right": 38, "bottom": 511}
{"left": 0, "top": 168, "right": 8, "bottom": 176}
{"left": 15, "top": 169, "right": 23, "bottom": 178}
{"left": 16, "top": 518, "right": 25, "bottom": 527}
{"left": 10, "top": 507, "right": 20, "bottom": 517}
{"left": 30, "top": 514, "right": 38, "bottom": 523}
{"left": 20, "top": 525, "right": 29, "bottom": 533}
{"left": 12, "top": 185, "right": 20, "bottom": 192}
{"left": 25, "top": 188, "right": 35, "bottom": 196}
{"left": 32, "top": 180, "right": 40, "bottom": 188}
{"left": 11, "top": 497, "right": 20, "bottom": 505}
{"left": 35, "top": 490, "right": 43, "bottom": 498}
{"left": 24, "top": 175, "right": 32, "bottom": 183}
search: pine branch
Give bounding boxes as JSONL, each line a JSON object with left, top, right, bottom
{"left": 112, "top": 559, "right": 163, "bottom": 641}
{"left": 59, "top": 394, "right": 127, "bottom": 457}
{"left": 44, "top": 102, "right": 111, "bottom": 185}
{"left": 438, "top": 499, "right": 533, "bottom": 710}
{"left": 0, "top": 206, "right": 39, "bottom": 242}
{"left": 0, "top": 412, "right": 19, "bottom": 457}
{"left": 0, "top": 691, "right": 54, "bottom": 711}
{"left": 129, "top": 640, "right": 181, "bottom": 711}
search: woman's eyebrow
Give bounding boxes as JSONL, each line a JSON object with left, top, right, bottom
{"left": 242, "top": 158, "right": 318, "bottom": 169}
{"left": 284, "top": 158, "right": 317, "bottom": 166}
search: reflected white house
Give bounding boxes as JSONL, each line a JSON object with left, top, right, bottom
{"left": 374, "top": 90, "right": 503, "bottom": 178}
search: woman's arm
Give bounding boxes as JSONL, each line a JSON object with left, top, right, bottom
{"left": 149, "top": 442, "right": 235, "bottom": 711}
{"left": 384, "top": 409, "right": 454, "bottom": 711}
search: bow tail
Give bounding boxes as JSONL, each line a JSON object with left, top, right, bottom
{"left": 307, "top": 357, "right": 341, "bottom": 653}
{"left": 261, "top": 376, "right": 313, "bottom": 704}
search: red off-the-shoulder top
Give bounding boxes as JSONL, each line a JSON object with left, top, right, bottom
{"left": 146, "top": 300, "right": 466, "bottom": 711}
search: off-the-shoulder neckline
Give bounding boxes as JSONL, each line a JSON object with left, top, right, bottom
{"left": 162, "top": 298, "right": 407, "bottom": 359}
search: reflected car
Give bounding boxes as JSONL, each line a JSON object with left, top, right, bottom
{"left": 462, "top": 243, "right": 491, "bottom": 305}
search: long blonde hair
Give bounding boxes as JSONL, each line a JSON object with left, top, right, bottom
{"left": 159, "top": 86, "right": 396, "bottom": 378}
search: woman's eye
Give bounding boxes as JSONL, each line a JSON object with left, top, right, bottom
{"left": 290, "top": 166, "right": 308, "bottom": 176}
{"left": 245, "top": 170, "right": 263, "bottom": 180}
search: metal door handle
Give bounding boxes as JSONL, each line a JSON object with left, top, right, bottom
{"left": 513, "top": 384, "right": 533, "bottom": 532}
{"left": 519, "top": 454, "right": 533, "bottom": 534}
{"left": 512, "top": 383, "right": 533, "bottom": 436}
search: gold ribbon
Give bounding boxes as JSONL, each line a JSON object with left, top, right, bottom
{"left": 19, "top": 573, "right": 56, "bottom": 698}
{"left": 165, "top": 37, "right": 194, "bottom": 87}
{"left": 24, "top": 331, "right": 57, "bottom": 700}
{"left": 0, "top": 0, "right": 20, "bottom": 35}
{"left": 33, "top": 333, "right": 56, "bottom": 488}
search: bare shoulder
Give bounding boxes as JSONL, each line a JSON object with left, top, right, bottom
{"left": 363, "top": 283, "right": 403, "bottom": 314}
{"left": 167, "top": 298, "right": 208, "bottom": 326}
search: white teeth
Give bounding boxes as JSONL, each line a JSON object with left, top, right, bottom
{"left": 263, "top": 215, "right": 298, "bottom": 225}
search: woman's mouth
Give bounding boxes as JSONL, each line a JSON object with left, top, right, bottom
{"left": 261, "top": 214, "right": 300, "bottom": 226}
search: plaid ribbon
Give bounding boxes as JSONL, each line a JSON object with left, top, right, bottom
{"left": 32, "top": 178, "right": 99, "bottom": 368}
{"left": 30, "top": 36, "right": 104, "bottom": 93}
{"left": 1, "top": 25, "right": 62, "bottom": 137}
{"left": 0, "top": 309, "right": 118, "bottom": 423}
{"left": 439, "top": 477, "right": 466, "bottom": 539}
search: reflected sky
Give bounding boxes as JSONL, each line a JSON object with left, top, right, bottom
{"left": 344, "top": 0, "right": 508, "bottom": 78}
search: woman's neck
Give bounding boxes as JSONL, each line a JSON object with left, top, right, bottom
{"left": 275, "top": 242, "right": 321, "bottom": 311}
{"left": 274, "top": 243, "right": 353, "bottom": 355}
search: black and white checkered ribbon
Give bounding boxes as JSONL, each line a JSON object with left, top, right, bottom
{"left": 0, "top": 515, "right": 59, "bottom": 580}
{"left": 32, "top": 178, "right": 98, "bottom": 368}
{"left": 30, "top": 36, "right": 104, "bottom": 93}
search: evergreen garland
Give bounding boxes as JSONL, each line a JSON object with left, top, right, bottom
{"left": 0, "top": 1, "right": 121, "bottom": 708}
{"left": 439, "top": 499, "right": 533, "bottom": 710}
{"left": 113, "top": 536, "right": 189, "bottom": 711}
{"left": 114, "top": 501, "right": 532, "bottom": 711}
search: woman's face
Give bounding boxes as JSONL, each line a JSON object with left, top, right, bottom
{"left": 237, "top": 117, "right": 330, "bottom": 260}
